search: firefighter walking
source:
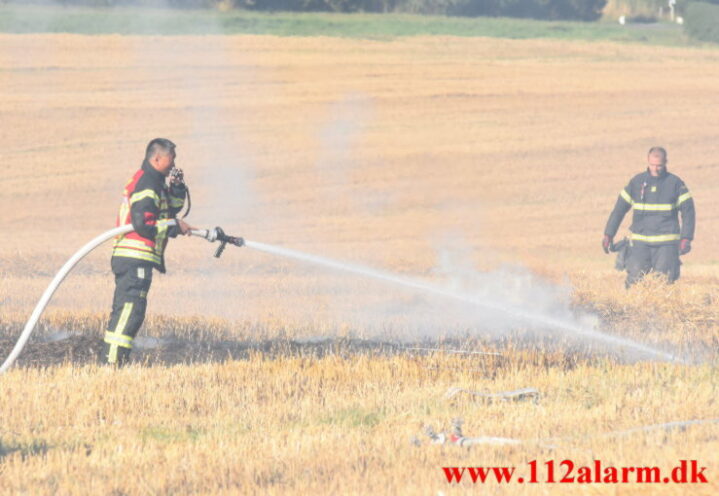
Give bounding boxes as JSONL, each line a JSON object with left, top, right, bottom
{"left": 603, "top": 147, "right": 695, "bottom": 288}
{"left": 103, "top": 138, "right": 193, "bottom": 365}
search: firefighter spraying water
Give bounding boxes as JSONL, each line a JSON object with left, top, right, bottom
{"left": 0, "top": 217, "right": 245, "bottom": 374}
{"left": 0, "top": 142, "right": 689, "bottom": 374}
{"left": 103, "top": 138, "right": 249, "bottom": 365}
{"left": 0, "top": 217, "right": 682, "bottom": 374}
{"left": 103, "top": 139, "right": 192, "bottom": 365}
{"left": 0, "top": 138, "right": 246, "bottom": 373}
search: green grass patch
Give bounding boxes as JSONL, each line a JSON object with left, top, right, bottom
{"left": 0, "top": 3, "right": 690, "bottom": 45}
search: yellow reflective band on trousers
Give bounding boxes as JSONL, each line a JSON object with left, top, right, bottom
{"left": 630, "top": 233, "right": 681, "bottom": 243}
{"left": 105, "top": 302, "right": 134, "bottom": 364}
{"left": 129, "top": 189, "right": 160, "bottom": 207}
{"left": 104, "top": 330, "right": 133, "bottom": 349}
{"left": 633, "top": 203, "right": 674, "bottom": 211}
{"left": 676, "top": 192, "right": 692, "bottom": 207}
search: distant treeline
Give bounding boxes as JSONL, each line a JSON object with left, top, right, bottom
{"left": 19, "top": 0, "right": 609, "bottom": 21}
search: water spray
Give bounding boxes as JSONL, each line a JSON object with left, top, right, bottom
{"left": 1, "top": 224, "right": 682, "bottom": 374}
{"left": 243, "top": 241, "right": 683, "bottom": 364}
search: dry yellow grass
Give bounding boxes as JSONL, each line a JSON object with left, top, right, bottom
{"left": 1, "top": 34, "right": 718, "bottom": 494}
{"left": 0, "top": 356, "right": 716, "bottom": 494}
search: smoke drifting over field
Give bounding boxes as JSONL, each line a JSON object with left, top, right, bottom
{"left": 316, "top": 94, "right": 373, "bottom": 187}
{"left": 242, "top": 239, "right": 682, "bottom": 363}
{"left": 0, "top": 17, "right": 687, "bottom": 364}
{"left": 174, "top": 86, "right": 673, "bottom": 361}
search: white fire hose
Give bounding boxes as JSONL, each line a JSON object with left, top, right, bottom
{"left": 0, "top": 220, "right": 242, "bottom": 374}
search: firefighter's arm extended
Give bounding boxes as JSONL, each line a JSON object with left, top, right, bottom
{"left": 129, "top": 189, "right": 162, "bottom": 241}
{"left": 130, "top": 188, "right": 193, "bottom": 240}
{"left": 175, "top": 218, "right": 194, "bottom": 236}
{"left": 602, "top": 184, "right": 633, "bottom": 253}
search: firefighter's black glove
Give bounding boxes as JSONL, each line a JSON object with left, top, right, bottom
{"left": 679, "top": 238, "right": 691, "bottom": 255}
{"left": 169, "top": 181, "right": 187, "bottom": 201}
{"left": 602, "top": 234, "right": 613, "bottom": 254}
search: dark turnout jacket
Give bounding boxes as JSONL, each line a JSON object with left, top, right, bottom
{"left": 112, "top": 160, "right": 186, "bottom": 273}
{"left": 605, "top": 168, "right": 695, "bottom": 245}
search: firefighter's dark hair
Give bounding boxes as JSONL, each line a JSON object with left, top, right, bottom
{"left": 145, "top": 138, "right": 176, "bottom": 161}
{"left": 647, "top": 146, "right": 667, "bottom": 162}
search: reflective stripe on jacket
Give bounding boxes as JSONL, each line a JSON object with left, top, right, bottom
{"left": 604, "top": 169, "right": 695, "bottom": 245}
{"left": 112, "top": 160, "right": 186, "bottom": 273}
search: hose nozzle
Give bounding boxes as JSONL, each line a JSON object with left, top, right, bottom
{"left": 188, "top": 226, "right": 244, "bottom": 258}
{"left": 212, "top": 226, "right": 245, "bottom": 258}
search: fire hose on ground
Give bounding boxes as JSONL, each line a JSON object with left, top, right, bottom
{"left": 0, "top": 220, "right": 244, "bottom": 374}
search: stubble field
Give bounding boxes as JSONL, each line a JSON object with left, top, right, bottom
{"left": 1, "top": 33, "right": 718, "bottom": 494}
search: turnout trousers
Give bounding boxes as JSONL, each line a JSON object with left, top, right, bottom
{"left": 103, "top": 258, "right": 153, "bottom": 365}
{"left": 625, "top": 241, "right": 680, "bottom": 288}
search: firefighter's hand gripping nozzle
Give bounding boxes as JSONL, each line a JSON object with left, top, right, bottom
{"left": 189, "top": 226, "right": 245, "bottom": 258}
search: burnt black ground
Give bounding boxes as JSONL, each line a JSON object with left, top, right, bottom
{"left": 0, "top": 323, "right": 700, "bottom": 369}
{"left": 0, "top": 328, "right": 510, "bottom": 369}
{"left": 0, "top": 333, "right": 402, "bottom": 368}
